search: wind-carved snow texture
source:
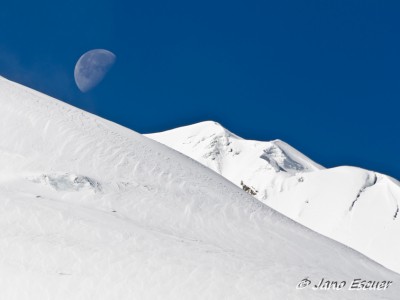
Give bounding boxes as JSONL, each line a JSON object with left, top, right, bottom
{"left": 349, "top": 173, "right": 377, "bottom": 211}
{"left": 0, "top": 77, "right": 399, "bottom": 299}
{"left": 201, "top": 132, "right": 233, "bottom": 173}
{"left": 28, "top": 173, "right": 101, "bottom": 192}
{"left": 260, "top": 144, "right": 305, "bottom": 173}
{"left": 148, "top": 121, "right": 400, "bottom": 275}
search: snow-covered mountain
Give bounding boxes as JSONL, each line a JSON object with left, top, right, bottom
{"left": 147, "top": 121, "right": 400, "bottom": 274}
{"left": 0, "top": 76, "right": 398, "bottom": 299}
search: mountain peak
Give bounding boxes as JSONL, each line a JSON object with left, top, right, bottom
{"left": 0, "top": 76, "right": 398, "bottom": 299}
{"left": 153, "top": 120, "right": 242, "bottom": 140}
{"left": 147, "top": 121, "right": 322, "bottom": 181}
{"left": 148, "top": 121, "right": 400, "bottom": 274}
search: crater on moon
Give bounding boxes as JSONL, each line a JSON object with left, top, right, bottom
{"left": 74, "top": 49, "right": 116, "bottom": 92}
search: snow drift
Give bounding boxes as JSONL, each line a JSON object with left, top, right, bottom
{"left": 0, "top": 77, "right": 398, "bottom": 299}
{"left": 148, "top": 121, "right": 400, "bottom": 274}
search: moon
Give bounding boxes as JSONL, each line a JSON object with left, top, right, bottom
{"left": 74, "top": 49, "right": 116, "bottom": 92}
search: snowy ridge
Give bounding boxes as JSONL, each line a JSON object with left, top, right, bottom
{"left": 147, "top": 121, "right": 323, "bottom": 195}
{"left": 147, "top": 121, "right": 400, "bottom": 274}
{"left": 0, "top": 77, "right": 398, "bottom": 299}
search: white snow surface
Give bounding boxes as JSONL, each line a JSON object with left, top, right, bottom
{"left": 0, "top": 76, "right": 398, "bottom": 299}
{"left": 148, "top": 121, "right": 400, "bottom": 275}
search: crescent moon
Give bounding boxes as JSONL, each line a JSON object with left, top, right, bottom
{"left": 74, "top": 49, "right": 116, "bottom": 92}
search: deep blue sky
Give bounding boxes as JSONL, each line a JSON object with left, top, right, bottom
{"left": 0, "top": 1, "right": 399, "bottom": 179}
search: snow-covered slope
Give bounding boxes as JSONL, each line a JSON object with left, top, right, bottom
{"left": 147, "top": 121, "right": 323, "bottom": 197}
{"left": 147, "top": 121, "right": 400, "bottom": 274}
{"left": 0, "top": 77, "right": 399, "bottom": 300}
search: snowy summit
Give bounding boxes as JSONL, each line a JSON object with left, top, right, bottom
{"left": 148, "top": 121, "right": 400, "bottom": 274}
{"left": 0, "top": 77, "right": 398, "bottom": 299}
